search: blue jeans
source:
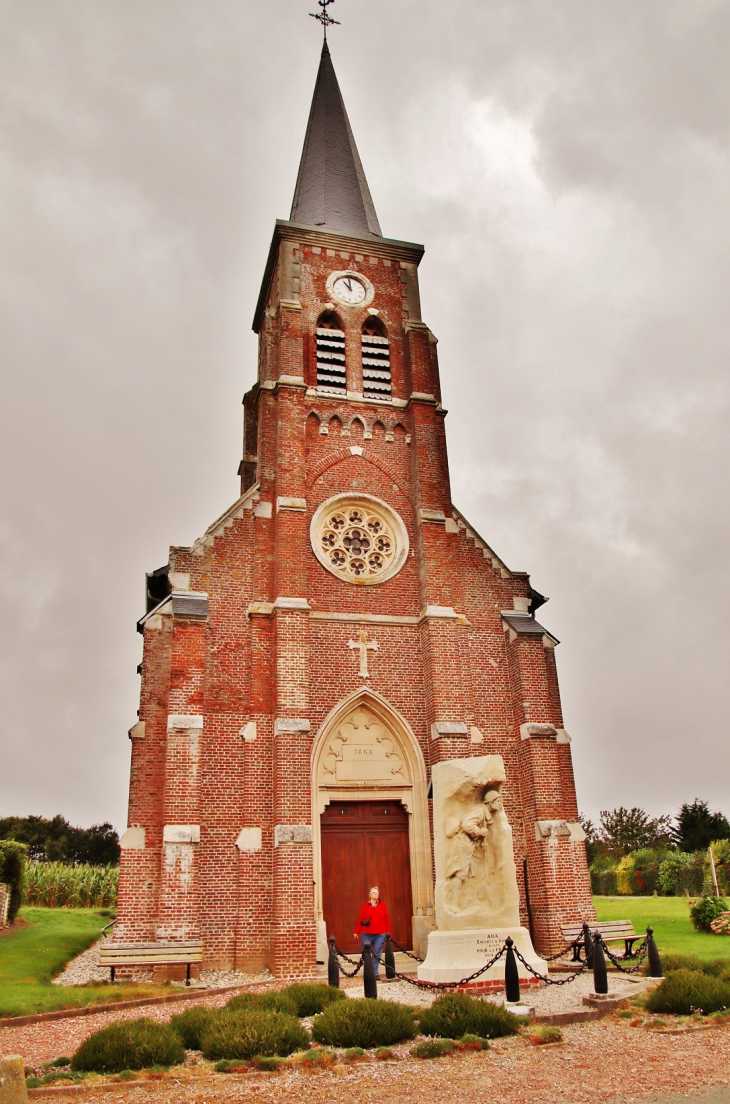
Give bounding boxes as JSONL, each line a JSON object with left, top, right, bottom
{"left": 360, "top": 932, "right": 386, "bottom": 976}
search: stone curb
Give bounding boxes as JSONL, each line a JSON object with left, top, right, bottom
{"left": 0, "top": 983, "right": 274, "bottom": 1030}
{"left": 29, "top": 1083, "right": 159, "bottom": 1098}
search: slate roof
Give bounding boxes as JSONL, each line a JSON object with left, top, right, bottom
{"left": 501, "top": 612, "right": 559, "bottom": 645}
{"left": 289, "top": 41, "right": 382, "bottom": 238}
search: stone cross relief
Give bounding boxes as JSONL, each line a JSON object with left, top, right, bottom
{"left": 347, "top": 629, "right": 378, "bottom": 678}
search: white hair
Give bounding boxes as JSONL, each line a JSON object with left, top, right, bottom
{"left": 369, "top": 886, "right": 379, "bottom": 896}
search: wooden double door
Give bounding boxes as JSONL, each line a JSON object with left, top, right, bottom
{"left": 320, "top": 800, "right": 413, "bottom": 953}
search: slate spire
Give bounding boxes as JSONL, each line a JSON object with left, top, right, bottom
{"left": 290, "top": 42, "right": 382, "bottom": 238}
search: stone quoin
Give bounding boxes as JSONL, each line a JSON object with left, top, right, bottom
{"left": 115, "top": 39, "right": 594, "bottom": 980}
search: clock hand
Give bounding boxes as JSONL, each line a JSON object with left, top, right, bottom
{"left": 344, "top": 278, "right": 353, "bottom": 292}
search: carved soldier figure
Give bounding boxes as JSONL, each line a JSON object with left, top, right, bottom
{"left": 445, "top": 789, "right": 503, "bottom": 886}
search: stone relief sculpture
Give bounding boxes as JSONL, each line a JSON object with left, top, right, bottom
{"left": 318, "top": 706, "right": 406, "bottom": 784}
{"left": 433, "top": 756, "right": 520, "bottom": 930}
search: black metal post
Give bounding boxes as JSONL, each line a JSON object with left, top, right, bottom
{"left": 592, "top": 931, "right": 608, "bottom": 994}
{"left": 504, "top": 937, "right": 521, "bottom": 1003}
{"left": 363, "top": 943, "right": 378, "bottom": 999}
{"left": 646, "top": 927, "right": 663, "bottom": 978}
{"left": 384, "top": 934, "right": 396, "bottom": 980}
{"left": 327, "top": 937, "right": 340, "bottom": 988}
{"left": 583, "top": 922, "right": 594, "bottom": 968}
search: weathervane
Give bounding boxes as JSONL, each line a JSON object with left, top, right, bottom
{"left": 310, "top": 0, "right": 340, "bottom": 38}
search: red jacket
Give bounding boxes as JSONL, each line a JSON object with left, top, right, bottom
{"left": 355, "top": 900, "right": 392, "bottom": 935}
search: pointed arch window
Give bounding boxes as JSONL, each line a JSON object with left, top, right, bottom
{"left": 316, "top": 312, "right": 347, "bottom": 395}
{"left": 361, "top": 319, "right": 391, "bottom": 399}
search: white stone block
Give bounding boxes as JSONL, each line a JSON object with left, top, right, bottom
{"left": 119, "top": 827, "right": 146, "bottom": 850}
{"left": 274, "top": 718, "right": 311, "bottom": 734}
{"left": 274, "top": 824, "right": 312, "bottom": 846}
{"left": 239, "top": 721, "right": 257, "bottom": 743}
{"left": 163, "top": 825, "right": 200, "bottom": 845}
{"left": 254, "top": 501, "right": 273, "bottom": 518}
{"left": 431, "top": 721, "right": 468, "bottom": 738}
{"left": 235, "top": 827, "right": 262, "bottom": 852}
{"left": 418, "top": 927, "right": 547, "bottom": 985}
{"left": 167, "top": 715, "right": 204, "bottom": 731}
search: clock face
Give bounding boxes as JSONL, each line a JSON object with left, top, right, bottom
{"left": 332, "top": 275, "right": 367, "bottom": 305}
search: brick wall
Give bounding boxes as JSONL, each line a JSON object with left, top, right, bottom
{"left": 118, "top": 222, "right": 593, "bottom": 975}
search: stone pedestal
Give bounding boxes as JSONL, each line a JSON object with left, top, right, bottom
{"left": 417, "top": 926, "right": 547, "bottom": 985}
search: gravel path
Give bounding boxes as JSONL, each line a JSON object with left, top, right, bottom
{"left": 53, "top": 940, "right": 272, "bottom": 989}
{"left": 5, "top": 967, "right": 642, "bottom": 1066}
{"left": 342, "top": 969, "right": 642, "bottom": 1015}
{"left": 14, "top": 1020, "right": 729, "bottom": 1104}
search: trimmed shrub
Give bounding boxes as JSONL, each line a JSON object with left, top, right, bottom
{"left": 645, "top": 970, "right": 730, "bottom": 1016}
{"left": 71, "top": 1018, "right": 185, "bottom": 1073}
{"left": 374, "top": 1046, "right": 396, "bottom": 1060}
{"left": 251, "top": 1055, "right": 286, "bottom": 1071}
{"left": 292, "top": 1047, "right": 337, "bottom": 1070}
{"left": 169, "top": 1006, "right": 219, "bottom": 1050}
{"left": 213, "top": 1059, "right": 248, "bottom": 1073}
{"left": 458, "top": 1034, "right": 490, "bottom": 1051}
{"left": 279, "top": 983, "right": 347, "bottom": 1017}
{"left": 418, "top": 993, "right": 519, "bottom": 1040}
{"left": 224, "top": 991, "right": 298, "bottom": 1017}
{"left": 0, "top": 840, "right": 27, "bottom": 922}
{"left": 689, "top": 895, "right": 728, "bottom": 933}
{"left": 652, "top": 954, "right": 730, "bottom": 977}
{"left": 590, "top": 867, "right": 618, "bottom": 896}
{"left": 201, "top": 1010, "right": 309, "bottom": 1061}
{"left": 527, "top": 1026, "right": 563, "bottom": 1045}
{"left": 312, "top": 999, "right": 417, "bottom": 1048}
{"left": 659, "top": 852, "right": 705, "bottom": 897}
{"left": 343, "top": 1047, "right": 366, "bottom": 1062}
{"left": 411, "top": 1038, "right": 455, "bottom": 1059}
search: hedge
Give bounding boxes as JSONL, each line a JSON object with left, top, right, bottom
{"left": 71, "top": 1019, "right": 185, "bottom": 1072}
{"left": 0, "top": 840, "right": 27, "bottom": 923}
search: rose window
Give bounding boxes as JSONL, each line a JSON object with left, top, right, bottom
{"left": 320, "top": 507, "right": 395, "bottom": 581}
{"left": 311, "top": 495, "right": 408, "bottom": 586}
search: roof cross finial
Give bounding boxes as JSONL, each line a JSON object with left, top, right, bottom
{"left": 310, "top": 0, "right": 340, "bottom": 40}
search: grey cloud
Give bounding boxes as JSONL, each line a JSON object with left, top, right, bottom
{"left": 0, "top": 0, "right": 727, "bottom": 829}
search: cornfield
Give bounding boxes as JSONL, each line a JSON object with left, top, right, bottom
{"left": 23, "top": 862, "right": 118, "bottom": 908}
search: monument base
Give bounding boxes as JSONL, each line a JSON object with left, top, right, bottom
{"left": 417, "top": 927, "right": 547, "bottom": 988}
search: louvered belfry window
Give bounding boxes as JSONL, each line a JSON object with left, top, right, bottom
{"left": 316, "top": 322, "right": 347, "bottom": 395}
{"left": 361, "top": 328, "right": 391, "bottom": 399}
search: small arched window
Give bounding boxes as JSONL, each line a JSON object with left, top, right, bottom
{"left": 316, "top": 312, "right": 346, "bottom": 395}
{"left": 361, "top": 318, "right": 391, "bottom": 400}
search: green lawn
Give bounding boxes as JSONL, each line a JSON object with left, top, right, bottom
{"left": 593, "top": 895, "right": 730, "bottom": 962}
{"left": 0, "top": 908, "right": 166, "bottom": 1018}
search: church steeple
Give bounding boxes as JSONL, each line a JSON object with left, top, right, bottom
{"left": 289, "top": 41, "right": 382, "bottom": 238}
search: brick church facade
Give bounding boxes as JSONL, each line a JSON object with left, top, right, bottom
{"left": 115, "top": 42, "right": 594, "bottom": 978}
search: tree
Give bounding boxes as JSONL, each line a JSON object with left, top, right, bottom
{"left": 674, "top": 800, "right": 730, "bottom": 853}
{"left": 0, "top": 815, "right": 119, "bottom": 865}
{"left": 578, "top": 813, "right": 601, "bottom": 864}
{"left": 597, "top": 807, "right": 674, "bottom": 857}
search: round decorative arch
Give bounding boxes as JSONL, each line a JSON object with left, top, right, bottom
{"left": 311, "top": 688, "right": 434, "bottom": 959}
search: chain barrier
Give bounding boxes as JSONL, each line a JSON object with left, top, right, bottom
{"left": 334, "top": 930, "right": 650, "bottom": 992}
{"left": 386, "top": 936, "right": 424, "bottom": 963}
{"left": 511, "top": 944, "right": 590, "bottom": 986}
{"left": 332, "top": 948, "right": 364, "bottom": 978}
{"left": 597, "top": 934, "right": 648, "bottom": 975}
{"left": 333, "top": 939, "right": 509, "bottom": 991}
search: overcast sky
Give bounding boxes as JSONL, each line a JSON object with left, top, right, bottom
{"left": 1, "top": 0, "right": 728, "bottom": 835}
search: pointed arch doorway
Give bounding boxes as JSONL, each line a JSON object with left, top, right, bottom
{"left": 311, "top": 689, "right": 434, "bottom": 959}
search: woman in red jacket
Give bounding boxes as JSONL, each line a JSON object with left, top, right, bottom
{"left": 354, "top": 886, "right": 392, "bottom": 977}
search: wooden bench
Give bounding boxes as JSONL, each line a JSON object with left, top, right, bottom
{"left": 560, "top": 921, "right": 640, "bottom": 962}
{"left": 98, "top": 942, "right": 203, "bottom": 983}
